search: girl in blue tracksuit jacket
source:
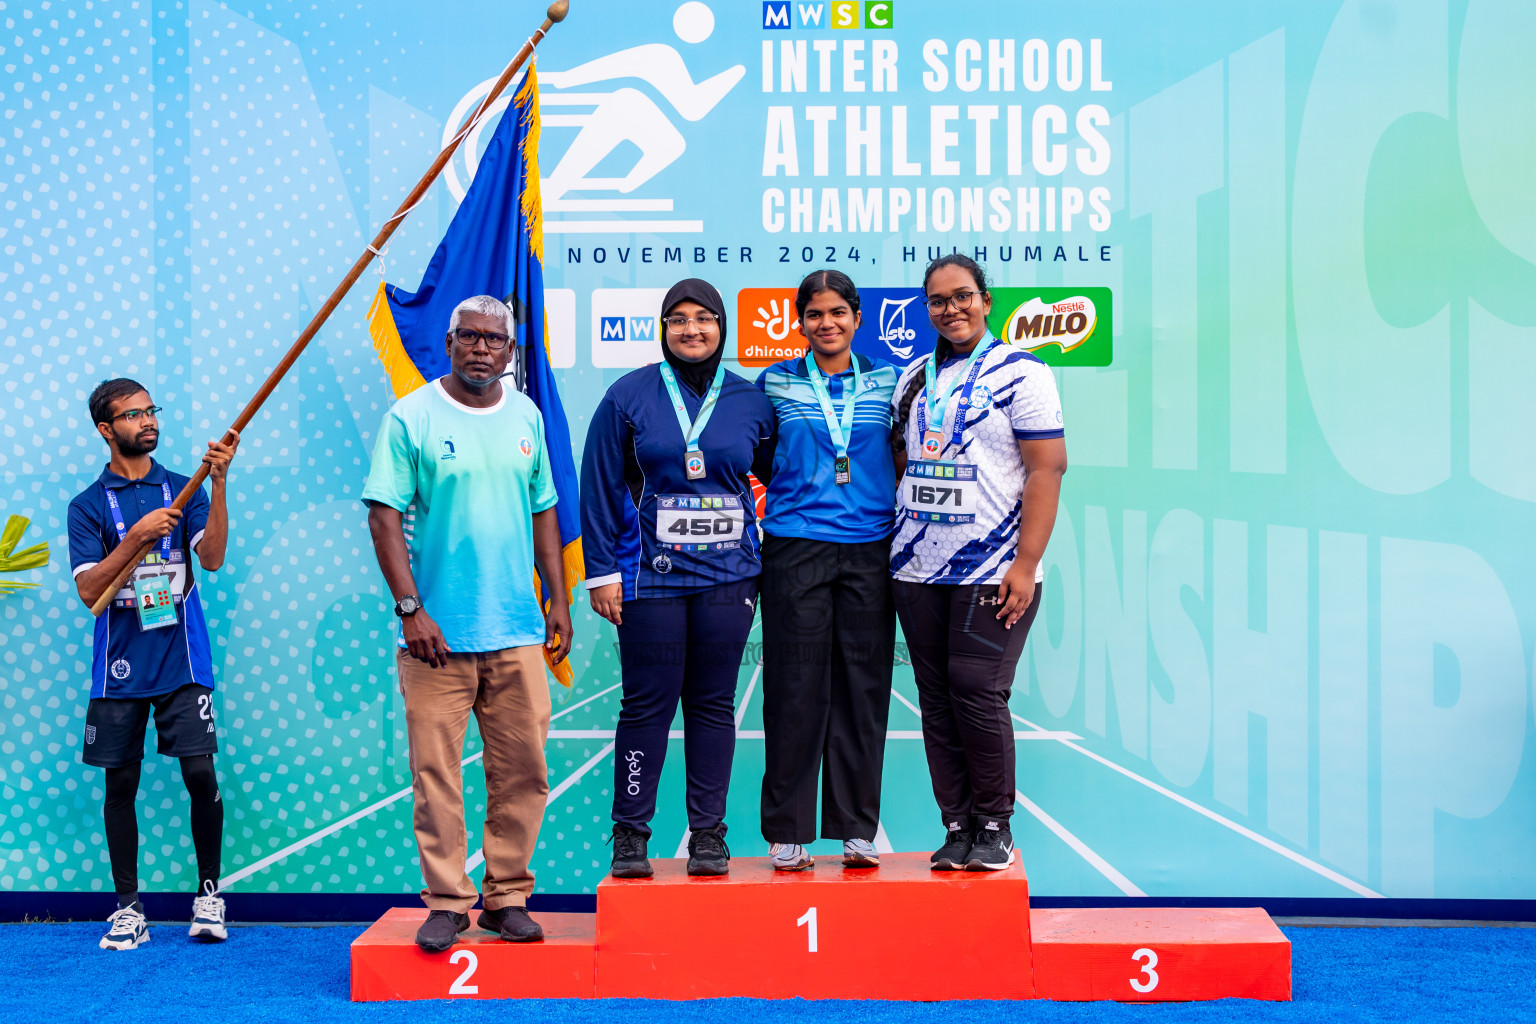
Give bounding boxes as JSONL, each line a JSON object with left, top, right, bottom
{"left": 581, "top": 278, "right": 775, "bottom": 879}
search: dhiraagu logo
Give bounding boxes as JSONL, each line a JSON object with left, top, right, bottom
{"left": 987, "top": 287, "right": 1114, "bottom": 367}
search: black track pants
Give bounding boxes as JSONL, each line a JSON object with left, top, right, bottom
{"left": 892, "top": 579, "right": 1042, "bottom": 825}
{"left": 759, "top": 534, "right": 895, "bottom": 844}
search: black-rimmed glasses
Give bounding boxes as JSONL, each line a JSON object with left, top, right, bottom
{"left": 109, "top": 405, "right": 162, "bottom": 424}
{"left": 452, "top": 328, "right": 511, "bottom": 351}
{"left": 925, "top": 290, "right": 979, "bottom": 313}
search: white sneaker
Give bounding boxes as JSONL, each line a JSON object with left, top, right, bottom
{"left": 189, "top": 880, "right": 227, "bottom": 941}
{"left": 769, "top": 842, "right": 813, "bottom": 871}
{"left": 843, "top": 837, "right": 880, "bottom": 867}
{"left": 100, "top": 903, "right": 149, "bottom": 950}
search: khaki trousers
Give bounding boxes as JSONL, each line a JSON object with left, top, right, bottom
{"left": 397, "top": 645, "right": 551, "bottom": 912}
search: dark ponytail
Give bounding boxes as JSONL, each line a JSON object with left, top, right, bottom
{"left": 893, "top": 254, "right": 990, "bottom": 446}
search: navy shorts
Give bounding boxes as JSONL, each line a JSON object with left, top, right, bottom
{"left": 82, "top": 684, "right": 218, "bottom": 768}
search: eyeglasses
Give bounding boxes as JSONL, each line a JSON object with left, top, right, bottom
{"left": 452, "top": 328, "right": 511, "bottom": 351}
{"left": 109, "top": 405, "right": 162, "bottom": 424}
{"left": 925, "top": 290, "right": 979, "bottom": 313}
{"left": 663, "top": 313, "right": 720, "bottom": 333}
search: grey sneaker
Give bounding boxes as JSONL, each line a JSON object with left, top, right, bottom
{"left": 100, "top": 903, "right": 149, "bottom": 950}
{"left": 769, "top": 842, "right": 813, "bottom": 871}
{"left": 842, "top": 838, "right": 880, "bottom": 867}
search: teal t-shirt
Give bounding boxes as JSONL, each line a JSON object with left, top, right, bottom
{"left": 362, "top": 378, "right": 559, "bottom": 652}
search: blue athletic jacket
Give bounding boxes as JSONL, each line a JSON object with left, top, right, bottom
{"left": 581, "top": 364, "right": 776, "bottom": 599}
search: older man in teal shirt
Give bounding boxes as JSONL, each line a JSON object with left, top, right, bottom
{"left": 364, "top": 295, "right": 572, "bottom": 952}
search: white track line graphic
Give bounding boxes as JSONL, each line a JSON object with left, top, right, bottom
{"left": 1014, "top": 789, "right": 1145, "bottom": 896}
{"left": 894, "top": 650, "right": 1381, "bottom": 898}
{"left": 1007, "top": 710, "right": 1383, "bottom": 899}
{"left": 223, "top": 684, "right": 627, "bottom": 890}
{"left": 890, "top": 682, "right": 1140, "bottom": 894}
{"left": 466, "top": 742, "right": 617, "bottom": 874}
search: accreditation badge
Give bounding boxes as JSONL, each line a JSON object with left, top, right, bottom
{"left": 834, "top": 455, "right": 851, "bottom": 485}
{"left": 685, "top": 451, "right": 707, "bottom": 480}
{"left": 921, "top": 431, "right": 944, "bottom": 460}
{"left": 132, "top": 573, "right": 179, "bottom": 631}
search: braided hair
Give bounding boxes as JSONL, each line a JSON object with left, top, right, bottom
{"left": 892, "top": 254, "right": 990, "bottom": 450}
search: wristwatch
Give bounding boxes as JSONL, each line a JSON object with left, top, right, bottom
{"left": 394, "top": 595, "right": 422, "bottom": 617}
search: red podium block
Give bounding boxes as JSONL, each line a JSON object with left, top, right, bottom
{"left": 350, "top": 907, "right": 596, "bottom": 1001}
{"left": 595, "top": 852, "right": 1033, "bottom": 1000}
{"left": 1030, "top": 907, "right": 1290, "bottom": 1002}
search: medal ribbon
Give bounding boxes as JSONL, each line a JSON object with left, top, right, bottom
{"left": 803, "top": 351, "right": 862, "bottom": 463}
{"left": 659, "top": 362, "right": 726, "bottom": 459}
{"left": 916, "top": 334, "right": 995, "bottom": 451}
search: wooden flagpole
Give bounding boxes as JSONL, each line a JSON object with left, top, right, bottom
{"left": 91, "top": 0, "right": 571, "bottom": 616}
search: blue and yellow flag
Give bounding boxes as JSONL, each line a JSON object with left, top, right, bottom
{"left": 367, "top": 67, "right": 582, "bottom": 685}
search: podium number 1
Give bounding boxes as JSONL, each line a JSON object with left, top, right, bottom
{"left": 449, "top": 949, "right": 479, "bottom": 995}
{"left": 797, "top": 906, "right": 818, "bottom": 953}
{"left": 1129, "top": 948, "right": 1159, "bottom": 993}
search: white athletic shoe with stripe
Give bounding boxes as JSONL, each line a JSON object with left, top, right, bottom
{"left": 189, "top": 881, "right": 227, "bottom": 941}
{"left": 769, "top": 843, "right": 813, "bottom": 871}
{"left": 100, "top": 903, "right": 149, "bottom": 950}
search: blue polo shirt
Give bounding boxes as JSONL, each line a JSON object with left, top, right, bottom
{"left": 67, "top": 461, "right": 215, "bottom": 700}
{"left": 755, "top": 353, "right": 900, "bottom": 543}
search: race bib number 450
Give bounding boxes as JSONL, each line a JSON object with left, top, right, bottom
{"left": 655, "top": 494, "right": 745, "bottom": 551}
{"left": 903, "top": 461, "right": 977, "bottom": 524}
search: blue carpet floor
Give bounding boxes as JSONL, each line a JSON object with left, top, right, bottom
{"left": 0, "top": 922, "right": 1531, "bottom": 1022}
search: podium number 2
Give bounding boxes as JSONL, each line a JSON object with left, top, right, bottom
{"left": 1129, "top": 948, "right": 1159, "bottom": 993}
{"left": 797, "top": 906, "right": 818, "bottom": 953}
{"left": 449, "top": 949, "right": 479, "bottom": 995}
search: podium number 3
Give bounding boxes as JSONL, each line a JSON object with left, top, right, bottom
{"left": 449, "top": 949, "right": 479, "bottom": 995}
{"left": 797, "top": 906, "right": 818, "bottom": 953}
{"left": 1129, "top": 948, "right": 1159, "bottom": 993}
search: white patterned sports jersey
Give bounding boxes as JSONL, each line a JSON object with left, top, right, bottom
{"left": 890, "top": 335, "right": 1065, "bottom": 585}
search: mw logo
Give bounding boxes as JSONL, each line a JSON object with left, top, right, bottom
{"left": 600, "top": 316, "right": 658, "bottom": 342}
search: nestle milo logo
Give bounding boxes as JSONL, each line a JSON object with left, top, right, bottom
{"left": 987, "top": 287, "right": 1113, "bottom": 367}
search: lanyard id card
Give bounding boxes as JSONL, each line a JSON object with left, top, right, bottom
{"left": 132, "top": 573, "right": 178, "bottom": 630}
{"left": 106, "top": 481, "right": 180, "bottom": 630}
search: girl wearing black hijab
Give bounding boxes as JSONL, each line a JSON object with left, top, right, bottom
{"left": 581, "top": 278, "right": 776, "bottom": 877}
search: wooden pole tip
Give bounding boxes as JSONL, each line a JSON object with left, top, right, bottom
{"left": 548, "top": 0, "right": 569, "bottom": 22}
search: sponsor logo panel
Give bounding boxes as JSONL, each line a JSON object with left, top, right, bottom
{"left": 850, "top": 287, "right": 936, "bottom": 368}
{"left": 591, "top": 288, "right": 670, "bottom": 368}
{"left": 736, "top": 288, "right": 806, "bottom": 367}
{"left": 986, "top": 287, "right": 1113, "bottom": 367}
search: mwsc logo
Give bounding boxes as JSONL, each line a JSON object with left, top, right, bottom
{"left": 763, "top": 1, "right": 894, "bottom": 29}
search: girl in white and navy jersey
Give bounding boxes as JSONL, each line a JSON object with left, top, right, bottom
{"left": 889, "top": 255, "right": 1068, "bottom": 872}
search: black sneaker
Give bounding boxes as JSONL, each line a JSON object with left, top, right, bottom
{"left": 478, "top": 905, "right": 544, "bottom": 943}
{"left": 686, "top": 824, "right": 730, "bottom": 876}
{"left": 930, "top": 818, "right": 972, "bottom": 871}
{"left": 966, "top": 818, "right": 1015, "bottom": 870}
{"left": 414, "top": 909, "right": 470, "bottom": 953}
{"left": 609, "top": 824, "right": 654, "bottom": 878}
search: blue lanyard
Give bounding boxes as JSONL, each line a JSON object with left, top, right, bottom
{"left": 105, "top": 481, "right": 174, "bottom": 564}
{"left": 803, "top": 351, "right": 862, "bottom": 460}
{"left": 917, "top": 334, "right": 995, "bottom": 450}
{"left": 658, "top": 362, "right": 726, "bottom": 455}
